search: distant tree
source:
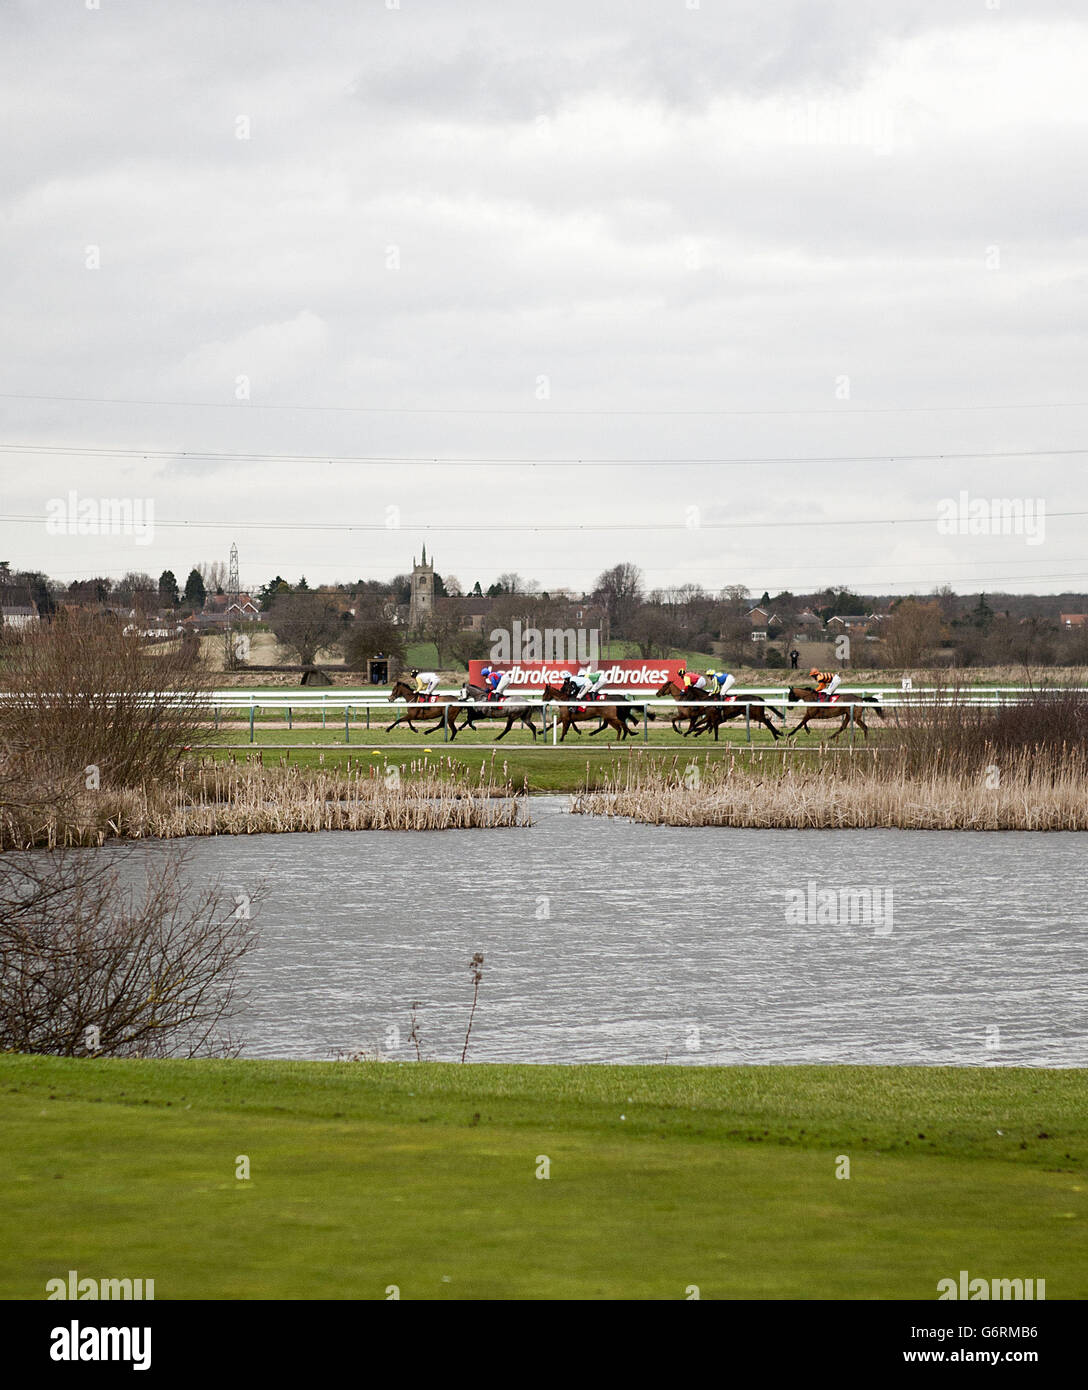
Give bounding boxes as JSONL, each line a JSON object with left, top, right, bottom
{"left": 12, "top": 569, "right": 56, "bottom": 619}
{"left": 471, "top": 580, "right": 483, "bottom": 597}
{"left": 442, "top": 574, "right": 463, "bottom": 597}
{"left": 257, "top": 576, "right": 291, "bottom": 609}
{"left": 593, "top": 562, "right": 644, "bottom": 635}
{"left": 345, "top": 600, "right": 406, "bottom": 672}
{"left": 626, "top": 603, "right": 673, "bottom": 658}
{"left": 816, "top": 587, "right": 867, "bottom": 623}
{"left": 390, "top": 573, "right": 412, "bottom": 605}
{"left": 158, "top": 570, "right": 180, "bottom": 607}
{"left": 931, "top": 583, "right": 958, "bottom": 621}
{"left": 720, "top": 585, "right": 751, "bottom": 614}
{"left": 183, "top": 569, "right": 206, "bottom": 610}
{"left": 882, "top": 600, "right": 946, "bottom": 668}
{"left": 971, "top": 593, "right": 994, "bottom": 631}
{"left": 198, "top": 561, "right": 228, "bottom": 593}
{"left": 447, "top": 628, "right": 488, "bottom": 670}
{"left": 66, "top": 577, "right": 113, "bottom": 606}
{"left": 424, "top": 608, "right": 462, "bottom": 667}
{"left": 296, "top": 576, "right": 310, "bottom": 591}
{"left": 115, "top": 572, "right": 158, "bottom": 613}
{"left": 268, "top": 592, "right": 342, "bottom": 665}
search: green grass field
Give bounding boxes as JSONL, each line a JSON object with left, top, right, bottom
{"left": 199, "top": 743, "right": 853, "bottom": 792}
{"left": 1, "top": 1058, "right": 1082, "bottom": 1300}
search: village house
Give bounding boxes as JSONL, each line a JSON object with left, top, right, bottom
{"left": 0, "top": 585, "right": 40, "bottom": 630}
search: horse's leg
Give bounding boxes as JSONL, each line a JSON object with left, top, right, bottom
{"left": 827, "top": 713, "right": 849, "bottom": 743}
{"left": 523, "top": 713, "right": 538, "bottom": 740}
{"left": 785, "top": 712, "right": 807, "bottom": 738}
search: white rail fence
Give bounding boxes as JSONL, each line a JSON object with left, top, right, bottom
{"left": 7, "top": 685, "right": 1062, "bottom": 747}
{"left": 5, "top": 688, "right": 1077, "bottom": 746}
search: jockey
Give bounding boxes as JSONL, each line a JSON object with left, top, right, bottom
{"left": 680, "top": 667, "right": 708, "bottom": 693}
{"left": 480, "top": 665, "right": 511, "bottom": 701}
{"left": 571, "top": 668, "right": 605, "bottom": 702}
{"left": 706, "top": 669, "right": 737, "bottom": 701}
{"left": 810, "top": 666, "right": 842, "bottom": 702}
{"left": 412, "top": 668, "right": 440, "bottom": 701}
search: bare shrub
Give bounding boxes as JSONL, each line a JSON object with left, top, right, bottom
{"left": 891, "top": 679, "right": 1088, "bottom": 777}
{"left": 1, "top": 610, "right": 212, "bottom": 791}
{"left": 0, "top": 844, "right": 259, "bottom": 1057}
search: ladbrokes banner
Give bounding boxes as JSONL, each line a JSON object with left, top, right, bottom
{"left": 468, "top": 659, "right": 687, "bottom": 690}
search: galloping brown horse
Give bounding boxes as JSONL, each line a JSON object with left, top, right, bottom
{"left": 784, "top": 686, "right": 885, "bottom": 741}
{"left": 387, "top": 678, "right": 464, "bottom": 736}
{"left": 388, "top": 678, "right": 538, "bottom": 741}
{"left": 653, "top": 679, "right": 783, "bottom": 741}
{"left": 542, "top": 679, "right": 645, "bottom": 741}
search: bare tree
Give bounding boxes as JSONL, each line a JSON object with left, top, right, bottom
{"left": 882, "top": 599, "right": 947, "bottom": 668}
{"left": 269, "top": 591, "right": 344, "bottom": 665}
{"left": 0, "top": 845, "right": 259, "bottom": 1058}
{"left": 2, "top": 609, "right": 211, "bottom": 795}
{"left": 593, "top": 562, "right": 644, "bottom": 636}
{"left": 345, "top": 604, "right": 406, "bottom": 672}
{"left": 114, "top": 571, "right": 158, "bottom": 612}
{"left": 447, "top": 627, "right": 488, "bottom": 670}
{"left": 720, "top": 584, "right": 751, "bottom": 614}
{"left": 626, "top": 603, "right": 674, "bottom": 658}
{"left": 199, "top": 560, "right": 229, "bottom": 593}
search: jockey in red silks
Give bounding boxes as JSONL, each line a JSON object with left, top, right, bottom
{"left": 480, "top": 666, "right": 512, "bottom": 701}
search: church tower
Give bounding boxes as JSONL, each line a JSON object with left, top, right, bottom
{"left": 409, "top": 545, "right": 434, "bottom": 632}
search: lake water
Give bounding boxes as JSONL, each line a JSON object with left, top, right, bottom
{"left": 118, "top": 797, "right": 1086, "bottom": 1066}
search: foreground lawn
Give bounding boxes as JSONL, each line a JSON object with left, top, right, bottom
{"left": 1, "top": 1059, "right": 1082, "bottom": 1300}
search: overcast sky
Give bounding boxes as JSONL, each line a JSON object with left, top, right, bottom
{"left": 1, "top": 0, "right": 1086, "bottom": 599}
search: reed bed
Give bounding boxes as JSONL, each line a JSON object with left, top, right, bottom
{"left": 1, "top": 756, "right": 528, "bottom": 848}
{"left": 571, "top": 747, "right": 1088, "bottom": 831}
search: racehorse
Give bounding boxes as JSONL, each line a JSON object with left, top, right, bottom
{"left": 653, "top": 679, "right": 784, "bottom": 741}
{"left": 542, "top": 679, "right": 647, "bottom": 741}
{"left": 784, "top": 686, "right": 886, "bottom": 741}
{"left": 457, "top": 683, "right": 539, "bottom": 741}
{"left": 387, "top": 678, "right": 464, "bottom": 736}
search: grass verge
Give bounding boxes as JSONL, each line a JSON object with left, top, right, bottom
{"left": 1, "top": 1058, "right": 1083, "bottom": 1300}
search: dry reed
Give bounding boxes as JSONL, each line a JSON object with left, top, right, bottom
{"left": 1, "top": 756, "right": 528, "bottom": 848}
{"left": 571, "top": 747, "right": 1088, "bottom": 831}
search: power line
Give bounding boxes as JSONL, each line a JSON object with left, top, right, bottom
{"left": 2, "top": 389, "right": 1088, "bottom": 418}
{"left": 5, "top": 509, "right": 1087, "bottom": 533}
{"left": 2, "top": 442, "right": 1087, "bottom": 467}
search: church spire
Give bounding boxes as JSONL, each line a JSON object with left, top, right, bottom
{"left": 421, "top": 543, "right": 427, "bottom": 565}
